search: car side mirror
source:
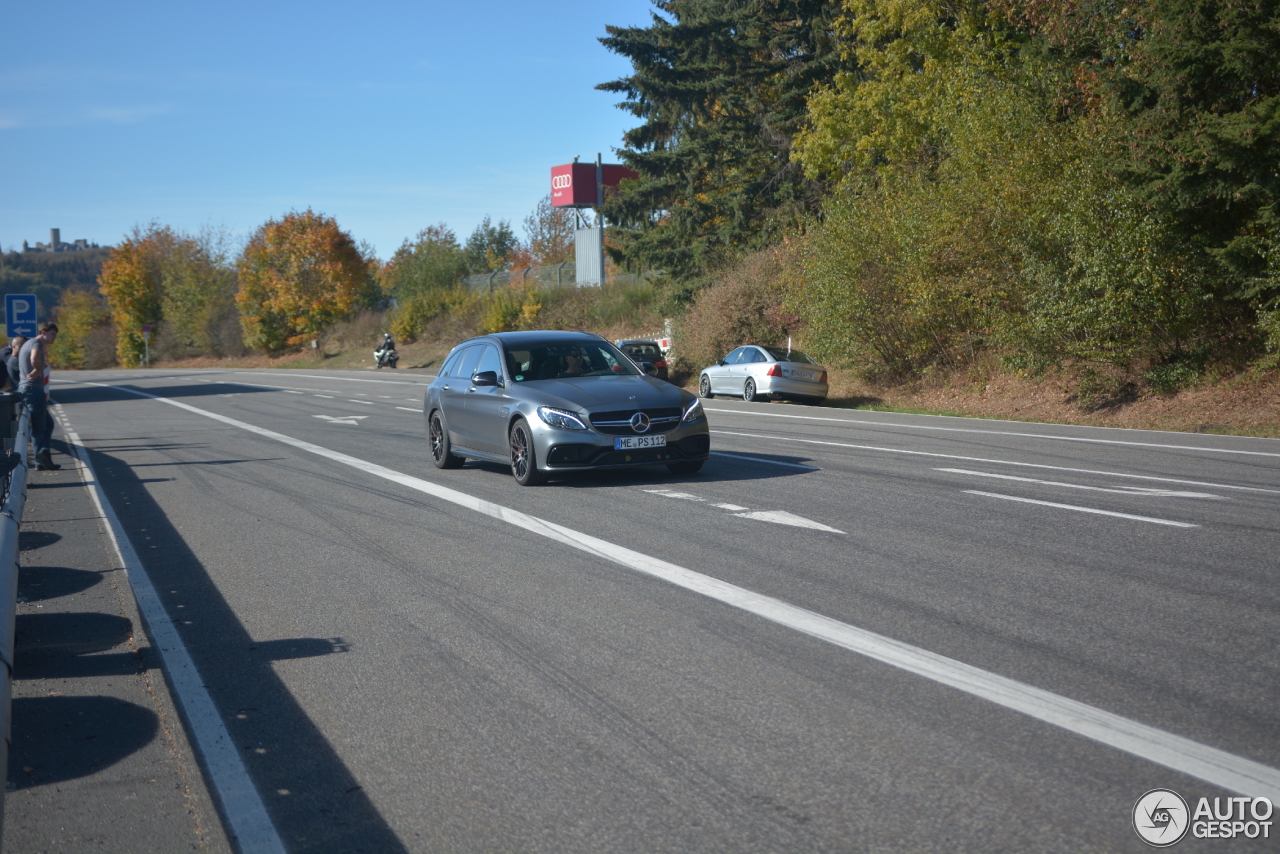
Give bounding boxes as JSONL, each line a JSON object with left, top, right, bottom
{"left": 640, "top": 361, "right": 658, "bottom": 376}
{"left": 471, "top": 370, "right": 500, "bottom": 387}
{"left": 716, "top": 360, "right": 726, "bottom": 367}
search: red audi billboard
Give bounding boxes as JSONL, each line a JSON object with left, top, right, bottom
{"left": 550, "top": 162, "right": 638, "bottom": 207}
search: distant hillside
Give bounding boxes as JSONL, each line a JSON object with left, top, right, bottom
{"left": 0, "top": 248, "right": 112, "bottom": 321}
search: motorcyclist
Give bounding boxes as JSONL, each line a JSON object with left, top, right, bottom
{"left": 375, "top": 333, "right": 397, "bottom": 368}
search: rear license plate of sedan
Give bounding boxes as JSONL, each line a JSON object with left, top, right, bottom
{"left": 791, "top": 370, "right": 814, "bottom": 380}
{"left": 615, "top": 434, "right": 667, "bottom": 450}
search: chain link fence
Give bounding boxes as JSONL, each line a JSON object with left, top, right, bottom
{"left": 460, "top": 262, "right": 662, "bottom": 293}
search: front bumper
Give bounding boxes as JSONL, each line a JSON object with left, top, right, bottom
{"left": 537, "top": 428, "right": 710, "bottom": 470}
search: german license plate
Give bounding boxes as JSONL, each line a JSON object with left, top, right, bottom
{"left": 615, "top": 434, "right": 667, "bottom": 450}
{"left": 792, "top": 370, "right": 814, "bottom": 380}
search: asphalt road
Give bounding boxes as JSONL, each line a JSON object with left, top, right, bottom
{"left": 24, "top": 367, "right": 1280, "bottom": 852}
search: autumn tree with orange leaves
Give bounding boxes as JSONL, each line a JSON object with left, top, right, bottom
{"left": 97, "top": 227, "right": 169, "bottom": 366}
{"left": 236, "top": 210, "right": 379, "bottom": 353}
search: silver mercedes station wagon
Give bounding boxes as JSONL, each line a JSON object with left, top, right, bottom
{"left": 425, "top": 331, "right": 711, "bottom": 485}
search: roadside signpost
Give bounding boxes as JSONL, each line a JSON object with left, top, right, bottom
{"left": 4, "top": 295, "right": 37, "bottom": 338}
{"left": 142, "top": 324, "right": 151, "bottom": 367}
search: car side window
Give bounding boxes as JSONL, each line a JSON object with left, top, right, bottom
{"left": 454, "top": 345, "right": 482, "bottom": 381}
{"left": 439, "top": 348, "right": 465, "bottom": 378}
{"left": 748, "top": 348, "right": 767, "bottom": 363}
{"left": 724, "top": 347, "right": 746, "bottom": 364}
{"left": 475, "top": 344, "right": 502, "bottom": 381}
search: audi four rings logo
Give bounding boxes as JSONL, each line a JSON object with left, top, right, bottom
{"left": 552, "top": 175, "right": 573, "bottom": 189}
{"left": 629, "top": 412, "right": 651, "bottom": 433}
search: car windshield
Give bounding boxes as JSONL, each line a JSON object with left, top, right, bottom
{"left": 506, "top": 340, "right": 639, "bottom": 382}
{"left": 761, "top": 346, "right": 818, "bottom": 365}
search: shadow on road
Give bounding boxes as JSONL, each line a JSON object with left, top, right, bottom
{"left": 460, "top": 448, "right": 819, "bottom": 487}
{"left": 16, "top": 565, "right": 101, "bottom": 602}
{"left": 76, "top": 443, "right": 410, "bottom": 853}
{"left": 8, "top": 696, "right": 159, "bottom": 791}
{"left": 52, "top": 383, "right": 277, "bottom": 406}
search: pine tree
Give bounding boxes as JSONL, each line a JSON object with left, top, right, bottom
{"left": 597, "top": 0, "right": 845, "bottom": 279}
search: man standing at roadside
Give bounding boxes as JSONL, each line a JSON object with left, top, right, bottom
{"left": 19, "top": 323, "right": 60, "bottom": 471}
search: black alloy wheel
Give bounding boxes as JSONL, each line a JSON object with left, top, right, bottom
{"left": 509, "top": 419, "right": 546, "bottom": 486}
{"left": 429, "top": 410, "right": 463, "bottom": 469}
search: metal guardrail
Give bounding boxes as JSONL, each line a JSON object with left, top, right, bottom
{"left": 0, "top": 401, "right": 32, "bottom": 841}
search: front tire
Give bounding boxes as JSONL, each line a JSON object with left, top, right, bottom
{"left": 429, "top": 410, "right": 463, "bottom": 469}
{"left": 699, "top": 375, "right": 714, "bottom": 398}
{"left": 509, "top": 419, "right": 546, "bottom": 486}
{"left": 667, "top": 460, "right": 704, "bottom": 475}
{"left": 743, "top": 379, "right": 757, "bottom": 403}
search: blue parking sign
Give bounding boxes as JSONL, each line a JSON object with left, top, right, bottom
{"left": 5, "top": 294, "right": 37, "bottom": 338}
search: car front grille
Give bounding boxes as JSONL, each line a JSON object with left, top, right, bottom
{"left": 589, "top": 407, "right": 683, "bottom": 435}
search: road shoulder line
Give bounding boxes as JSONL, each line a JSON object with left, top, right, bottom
{"left": 55, "top": 407, "right": 286, "bottom": 854}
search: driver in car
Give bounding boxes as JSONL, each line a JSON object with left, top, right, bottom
{"left": 560, "top": 348, "right": 587, "bottom": 377}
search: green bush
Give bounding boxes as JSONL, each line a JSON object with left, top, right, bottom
{"left": 674, "top": 247, "right": 803, "bottom": 373}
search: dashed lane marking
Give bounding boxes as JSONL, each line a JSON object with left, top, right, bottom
{"left": 966, "top": 491, "right": 1199, "bottom": 528}
{"left": 937, "top": 468, "right": 1225, "bottom": 499}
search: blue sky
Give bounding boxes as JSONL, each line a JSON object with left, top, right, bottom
{"left": 2, "top": 1, "right": 658, "bottom": 259}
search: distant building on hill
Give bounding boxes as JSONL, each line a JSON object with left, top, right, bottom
{"left": 23, "top": 228, "right": 99, "bottom": 253}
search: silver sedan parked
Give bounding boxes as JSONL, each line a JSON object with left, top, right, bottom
{"left": 425, "top": 331, "right": 711, "bottom": 485}
{"left": 699, "top": 345, "right": 828, "bottom": 404}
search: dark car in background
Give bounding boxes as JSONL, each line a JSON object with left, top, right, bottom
{"left": 615, "top": 339, "right": 670, "bottom": 381}
{"left": 425, "top": 331, "right": 710, "bottom": 485}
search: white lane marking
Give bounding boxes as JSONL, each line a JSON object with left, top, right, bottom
{"left": 644, "top": 489, "right": 704, "bottom": 501}
{"left": 966, "top": 491, "right": 1199, "bottom": 528}
{"left": 283, "top": 390, "right": 304, "bottom": 394}
{"left": 706, "top": 408, "right": 1280, "bottom": 458}
{"left": 235, "top": 371, "right": 430, "bottom": 387}
{"left": 937, "top": 469, "right": 1225, "bottom": 499}
{"left": 733, "top": 510, "right": 845, "bottom": 533}
{"left": 72, "top": 381, "right": 1280, "bottom": 801}
{"left": 314, "top": 415, "right": 367, "bottom": 425}
{"left": 347, "top": 400, "right": 374, "bottom": 405}
{"left": 644, "top": 488, "right": 843, "bottom": 531}
{"left": 396, "top": 406, "right": 423, "bottom": 413}
{"left": 53, "top": 406, "right": 286, "bottom": 854}
{"left": 710, "top": 450, "right": 818, "bottom": 470}
{"left": 713, "top": 430, "right": 1280, "bottom": 495}
{"left": 313, "top": 394, "right": 334, "bottom": 399}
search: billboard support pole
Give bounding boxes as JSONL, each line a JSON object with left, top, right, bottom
{"left": 595, "top": 153, "right": 606, "bottom": 285}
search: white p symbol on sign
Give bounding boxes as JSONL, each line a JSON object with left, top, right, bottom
{"left": 11, "top": 299, "right": 31, "bottom": 315}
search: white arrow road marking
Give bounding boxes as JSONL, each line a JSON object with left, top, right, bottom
{"left": 937, "top": 468, "right": 1225, "bottom": 499}
{"left": 644, "top": 489, "right": 704, "bottom": 501}
{"left": 732, "top": 510, "right": 845, "bottom": 533}
{"left": 313, "top": 415, "right": 368, "bottom": 425}
{"left": 644, "top": 489, "right": 844, "bottom": 532}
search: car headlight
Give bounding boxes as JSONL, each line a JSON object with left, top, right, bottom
{"left": 681, "top": 399, "right": 705, "bottom": 424}
{"left": 537, "top": 406, "right": 587, "bottom": 431}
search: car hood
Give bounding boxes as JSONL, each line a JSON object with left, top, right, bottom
{"left": 523, "top": 375, "right": 687, "bottom": 413}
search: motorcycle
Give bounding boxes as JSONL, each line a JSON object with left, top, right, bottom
{"left": 374, "top": 347, "right": 399, "bottom": 369}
